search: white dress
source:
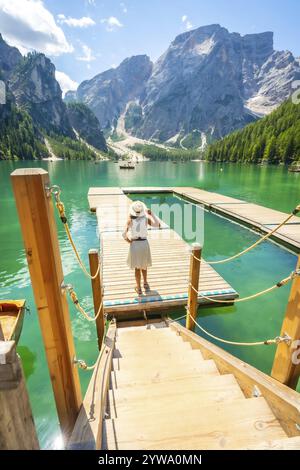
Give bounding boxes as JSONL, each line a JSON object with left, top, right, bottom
{"left": 127, "top": 216, "right": 152, "bottom": 270}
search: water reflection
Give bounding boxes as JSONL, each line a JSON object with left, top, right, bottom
{"left": 17, "top": 346, "right": 37, "bottom": 380}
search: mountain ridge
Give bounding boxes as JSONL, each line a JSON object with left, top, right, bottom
{"left": 67, "top": 24, "right": 300, "bottom": 145}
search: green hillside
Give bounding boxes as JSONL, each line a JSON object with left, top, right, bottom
{"left": 205, "top": 100, "right": 300, "bottom": 165}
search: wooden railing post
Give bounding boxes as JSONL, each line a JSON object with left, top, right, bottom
{"left": 271, "top": 256, "right": 300, "bottom": 389}
{"left": 0, "top": 341, "right": 39, "bottom": 449}
{"left": 89, "top": 249, "right": 105, "bottom": 350}
{"left": 186, "top": 243, "right": 202, "bottom": 331}
{"left": 11, "top": 169, "right": 82, "bottom": 441}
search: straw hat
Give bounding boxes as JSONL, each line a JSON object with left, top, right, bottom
{"left": 129, "top": 201, "right": 146, "bottom": 218}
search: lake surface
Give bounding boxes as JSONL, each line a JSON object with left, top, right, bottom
{"left": 1, "top": 160, "right": 300, "bottom": 448}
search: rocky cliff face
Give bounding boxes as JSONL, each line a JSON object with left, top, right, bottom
{"left": 67, "top": 102, "right": 107, "bottom": 152}
{"left": 69, "top": 25, "right": 300, "bottom": 144}
{"left": 66, "top": 55, "right": 153, "bottom": 129}
{"left": 0, "top": 33, "right": 22, "bottom": 79}
{"left": 135, "top": 25, "right": 300, "bottom": 141}
{"left": 10, "top": 52, "right": 74, "bottom": 136}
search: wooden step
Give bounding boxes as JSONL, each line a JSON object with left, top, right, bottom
{"left": 245, "top": 436, "right": 300, "bottom": 450}
{"left": 108, "top": 374, "right": 245, "bottom": 419}
{"left": 113, "top": 349, "right": 204, "bottom": 371}
{"left": 113, "top": 341, "right": 192, "bottom": 359}
{"left": 116, "top": 328, "right": 177, "bottom": 342}
{"left": 117, "top": 323, "right": 168, "bottom": 333}
{"left": 111, "top": 359, "right": 219, "bottom": 388}
{"left": 103, "top": 397, "right": 287, "bottom": 450}
{"left": 114, "top": 336, "right": 187, "bottom": 353}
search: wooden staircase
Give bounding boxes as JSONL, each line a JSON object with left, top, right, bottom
{"left": 102, "top": 323, "right": 300, "bottom": 450}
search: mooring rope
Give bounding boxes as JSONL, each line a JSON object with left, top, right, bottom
{"left": 186, "top": 308, "right": 290, "bottom": 347}
{"left": 188, "top": 270, "right": 298, "bottom": 304}
{"left": 49, "top": 186, "right": 101, "bottom": 280}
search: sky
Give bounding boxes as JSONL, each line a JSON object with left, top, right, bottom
{"left": 0, "top": 0, "right": 299, "bottom": 95}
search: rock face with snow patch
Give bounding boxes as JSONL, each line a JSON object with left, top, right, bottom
{"left": 135, "top": 25, "right": 300, "bottom": 141}
{"left": 69, "top": 25, "right": 300, "bottom": 144}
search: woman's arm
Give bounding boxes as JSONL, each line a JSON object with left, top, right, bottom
{"left": 122, "top": 217, "right": 132, "bottom": 243}
{"left": 146, "top": 209, "right": 161, "bottom": 228}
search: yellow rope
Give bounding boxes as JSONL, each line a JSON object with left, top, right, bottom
{"left": 68, "top": 287, "right": 104, "bottom": 322}
{"left": 189, "top": 271, "right": 296, "bottom": 304}
{"left": 52, "top": 189, "right": 100, "bottom": 280}
{"left": 192, "top": 205, "right": 300, "bottom": 265}
{"left": 186, "top": 311, "right": 287, "bottom": 347}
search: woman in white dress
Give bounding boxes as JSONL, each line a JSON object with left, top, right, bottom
{"left": 123, "top": 201, "right": 161, "bottom": 295}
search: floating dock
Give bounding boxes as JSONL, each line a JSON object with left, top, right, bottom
{"left": 90, "top": 186, "right": 300, "bottom": 252}
{"left": 88, "top": 187, "right": 238, "bottom": 315}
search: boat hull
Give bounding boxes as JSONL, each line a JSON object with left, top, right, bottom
{"left": 0, "top": 300, "right": 25, "bottom": 344}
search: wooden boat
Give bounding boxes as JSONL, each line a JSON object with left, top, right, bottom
{"left": 0, "top": 300, "right": 25, "bottom": 343}
{"left": 119, "top": 161, "right": 135, "bottom": 169}
{"left": 288, "top": 164, "right": 300, "bottom": 173}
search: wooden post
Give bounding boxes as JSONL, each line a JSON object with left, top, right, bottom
{"left": 0, "top": 341, "right": 39, "bottom": 449}
{"left": 271, "top": 256, "right": 300, "bottom": 389}
{"left": 89, "top": 249, "right": 105, "bottom": 350}
{"left": 186, "top": 243, "right": 202, "bottom": 331}
{"left": 11, "top": 169, "right": 82, "bottom": 441}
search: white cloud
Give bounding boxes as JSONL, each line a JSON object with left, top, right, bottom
{"left": 181, "top": 15, "right": 193, "bottom": 31}
{"left": 55, "top": 71, "right": 78, "bottom": 97}
{"left": 120, "top": 2, "right": 127, "bottom": 13}
{"left": 77, "top": 44, "right": 96, "bottom": 62}
{"left": 101, "top": 16, "right": 123, "bottom": 32}
{"left": 58, "top": 14, "right": 96, "bottom": 28}
{"left": 0, "top": 0, "right": 73, "bottom": 56}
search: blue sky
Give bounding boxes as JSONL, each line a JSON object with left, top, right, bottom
{"left": 0, "top": 0, "right": 299, "bottom": 93}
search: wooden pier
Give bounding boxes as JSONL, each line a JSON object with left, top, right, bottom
{"left": 4, "top": 171, "right": 300, "bottom": 451}
{"left": 88, "top": 187, "right": 238, "bottom": 315}
{"left": 90, "top": 186, "right": 300, "bottom": 253}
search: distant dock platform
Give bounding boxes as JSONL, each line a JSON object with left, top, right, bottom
{"left": 88, "top": 187, "right": 238, "bottom": 316}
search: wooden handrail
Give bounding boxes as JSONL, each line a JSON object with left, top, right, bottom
{"left": 68, "top": 321, "right": 117, "bottom": 449}
{"left": 166, "top": 318, "right": 300, "bottom": 437}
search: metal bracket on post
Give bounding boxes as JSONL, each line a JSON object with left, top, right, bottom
{"left": 61, "top": 281, "right": 73, "bottom": 295}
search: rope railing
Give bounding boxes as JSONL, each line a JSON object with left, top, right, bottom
{"left": 49, "top": 185, "right": 101, "bottom": 280}
{"left": 189, "top": 270, "right": 299, "bottom": 304}
{"left": 178, "top": 194, "right": 300, "bottom": 265}
{"left": 73, "top": 319, "right": 113, "bottom": 371}
{"left": 186, "top": 308, "right": 291, "bottom": 347}
{"left": 62, "top": 283, "right": 104, "bottom": 322}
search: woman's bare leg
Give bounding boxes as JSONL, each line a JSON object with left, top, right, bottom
{"left": 142, "top": 269, "right": 148, "bottom": 284}
{"left": 135, "top": 269, "right": 141, "bottom": 290}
